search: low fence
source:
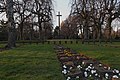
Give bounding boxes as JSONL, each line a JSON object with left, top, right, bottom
{"left": 0, "top": 39, "right": 120, "bottom": 45}
{"left": 0, "top": 40, "right": 81, "bottom": 45}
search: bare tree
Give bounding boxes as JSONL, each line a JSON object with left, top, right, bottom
{"left": 6, "top": 0, "right": 16, "bottom": 48}
{"left": 70, "top": 0, "right": 120, "bottom": 43}
{"left": 0, "top": 0, "right": 54, "bottom": 42}
{"left": 14, "top": 0, "right": 33, "bottom": 40}
{"left": 70, "top": 0, "right": 93, "bottom": 42}
{"left": 104, "top": 0, "right": 120, "bottom": 42}
{"left": 32, "top": 0, "right": 53, "bottom": 40}
{"left": 61, "top": 16, "right": 79, "bottom": 39}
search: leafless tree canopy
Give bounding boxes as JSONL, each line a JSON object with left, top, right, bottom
{"left": 69, "top": 0, "right": 120, "bottom": 42}
{"left": 0, "top": 0, "right": 54, "bottom": 48}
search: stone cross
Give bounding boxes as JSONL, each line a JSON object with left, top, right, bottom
{"left": 56, "top": 12, "right": 62, "bottom": 29}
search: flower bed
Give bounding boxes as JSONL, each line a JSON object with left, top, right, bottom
{"left": 54, "top": 45, "right": 120, "bottom": 80}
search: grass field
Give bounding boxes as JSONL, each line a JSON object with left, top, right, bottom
{"left": 64, "top": 42, "right": 120, "bottom": 69}
{"left": 0, "top": 42, "right": 120, "bottom": 80}
{"left": 0, "top": 44, "right": 6, "bottom": 48}
{"left": 0, "top": 44, "right": 65, "bottom": 80}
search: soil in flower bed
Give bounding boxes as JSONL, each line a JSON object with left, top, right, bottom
{"left": 54, "top": 45, "right": 120, "bottom": 80}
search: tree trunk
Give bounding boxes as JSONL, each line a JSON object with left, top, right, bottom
{"left": 107, "top": 21, "right": 112, "bottom": 43}
{"left": 38, "top": 20, "right": 42, "bottom": 40}
{"left": 38, "top": 27, "right": 42, "bottom": 40}
{"left": 83, "top": 25, "right": 88, "bottom": 40}
{"left": 6, "top": 0, "right": 16, "bottom": 48}
{"left": 20, "top": 22, "right": 24, "bottom": 40}
{"left": 97, "top": 25, "right": 102, "bottom": 43}
{"left": 92, "top": 27, "right": 96, "bottom": 45}
{"left": 30, "top": 24, "right": 34, "bottom": 40}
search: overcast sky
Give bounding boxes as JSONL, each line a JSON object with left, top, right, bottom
{"left": 53, "top": 0, "right": 71, "bottom": 27}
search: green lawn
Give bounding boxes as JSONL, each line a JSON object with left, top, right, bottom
{"left": 0, "top": 44, "right": 64, "bottom": 80}
{"left": 64, "top": 42, "right": 120, "bottom": 69}
{"left": 0, "top": 42, "right": 120, "bottom": 80}
{"left": 0, "top": 44, "right": 6, "bottom": 48}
